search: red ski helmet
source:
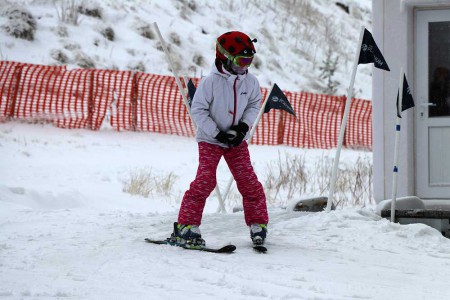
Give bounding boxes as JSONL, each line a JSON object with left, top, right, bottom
{"left": 216, "top": 31, "right": 256, "bottom": 67}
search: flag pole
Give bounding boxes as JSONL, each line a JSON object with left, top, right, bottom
{"left": 153, "top": 22, "right": 226, "bottom": 213}
{"left": 325, "top": 26, "right": 365, "bottom": 212}
{"left": 249, "top": 85, "right": 275, "bottom": 141}
{"left": 218, "top": 84, "right": 275, "bottom": 210}
{"left": 390, "top": 68, "right": 404, "bottom": 222}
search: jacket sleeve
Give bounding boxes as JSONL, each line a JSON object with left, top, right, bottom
{"left": 240, "top": 77, "right": 262, "bottom": 127}
{"left": 190, "top": 77, "right": 220, "bottom": 138}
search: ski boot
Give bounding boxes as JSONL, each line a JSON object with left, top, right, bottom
{"left": 171, "top": 222, "right": 205, "bottom": 247}
{"left": 250, "top": 224, "right": 267, "bottom": 246}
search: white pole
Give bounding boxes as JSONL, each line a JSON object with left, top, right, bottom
{"left": 182, "top": 76, "right": 189, "bottom": 93}
{"left": 325, "top": 26, "right": 365, "bottom": 212}
{"left": 390, "top": 68, "right": 404, "bottom": 222}
{"left": 153, "top": 22, "right": 192, "bottom": 118}
{"left": 248, "top": 84, "right": 275, "bottom": 141}
{"left": 218, "top": 84, "right": 275, "bottom": 211}
{"left": 153, "top": 22, "right": 226, "bottom": 213}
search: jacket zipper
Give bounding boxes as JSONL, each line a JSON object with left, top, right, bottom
{"left": 232, "top": 77, "right": 238, "bottom": 125}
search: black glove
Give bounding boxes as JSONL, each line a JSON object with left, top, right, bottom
{"left": 215, "top": 131, "right": 231, "bottom": 145}
{"left": 228, "top": 122, "right": 249, "bottom": 147}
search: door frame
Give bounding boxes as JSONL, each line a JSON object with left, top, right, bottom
{"left": 415, "top": 8, "right": 450, "bottom": 199}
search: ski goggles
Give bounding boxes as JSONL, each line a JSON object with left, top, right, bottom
{"left": 232, "top": 55, "right": 254, "bottom": 67}
{"left": 217, "top": 41, "right": 254, "bottom": 67}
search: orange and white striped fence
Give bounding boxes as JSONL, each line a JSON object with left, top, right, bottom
{"left": 0, "top": 61, "right": 372, "bottom": 150}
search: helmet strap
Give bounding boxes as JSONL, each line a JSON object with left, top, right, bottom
{"left": 223, "top": 59, "right": 237, "bottom": 75}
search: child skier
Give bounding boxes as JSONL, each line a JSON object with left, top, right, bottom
{"left": 172, "top": 31, "right": 268, "bottom": 247}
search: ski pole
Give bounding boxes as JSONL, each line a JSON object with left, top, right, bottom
{"left": 153, "top": 22, "right": 226, "bottom": 213}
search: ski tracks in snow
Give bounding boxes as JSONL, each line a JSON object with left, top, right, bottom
{"left": 1, "top": 206, "right": 450, "bottom": 299}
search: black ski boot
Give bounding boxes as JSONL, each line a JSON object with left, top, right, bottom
{"left": 171, "top": 222, "right": 205, "bottom": 247}
{"left": 250, "top": 224, "right": 267, "bottom": 246}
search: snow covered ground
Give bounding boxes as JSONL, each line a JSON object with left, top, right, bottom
{"left": 1, "top": 122, "right": 450, "bottom": 299}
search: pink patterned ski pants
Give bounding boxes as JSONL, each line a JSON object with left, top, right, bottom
{"left": 178, "top": 141, "right": 268, "bottom": 226}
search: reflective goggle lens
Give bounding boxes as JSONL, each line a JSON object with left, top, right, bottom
{"left": 233, "top": 55, "right": 253, "bottom": 67}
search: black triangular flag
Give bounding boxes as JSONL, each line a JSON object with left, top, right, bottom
{"left": 187, "top": 79, "right": 196, "bottom": 107}
{"left": 396, "top": 75, "right": 415, "bottom": 118}
{"left": 264, "top": 84, "right": 297, "bottom": 117}
{"left": 358, "top": 28, "right": 390, "bottom": 71}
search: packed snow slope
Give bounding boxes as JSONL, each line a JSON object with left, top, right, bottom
{"left": 0, "top": 0, "right": 373, "bottom": 99}
{"left": 1, "top": 122, "right": 450, "bottom": 299}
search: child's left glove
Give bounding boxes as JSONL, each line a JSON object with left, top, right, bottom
{"left": 228, "top": 122, "right": 249, "bottom": 147}
{"left": 215, "top": 131, "right": 232, "bottom": 145}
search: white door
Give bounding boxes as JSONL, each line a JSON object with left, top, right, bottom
{"left": 415, "top": 9, "right": 450, "bottom": 199}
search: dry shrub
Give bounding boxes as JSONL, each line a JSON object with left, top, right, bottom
{"left": 264, "top": 151, "right": 308, "bottom": 205}
{"left": 262, "top": 151, "right": 373, "bottom": 208}
{"left": 123, "top": 168, "right": 178, "bottom": 198}
{"left": 55, "top": 0, "right": 81, "bottom": 26}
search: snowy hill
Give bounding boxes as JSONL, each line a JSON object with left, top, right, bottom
{"left": 1, "top": 123, "right": 450, "bottom": 299}
{"left": 0, "top": 0, "right": 373, "bottom": 99}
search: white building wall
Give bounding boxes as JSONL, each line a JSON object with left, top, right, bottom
{"left": 372, "top": 0, "right": 450, "bottom": 203}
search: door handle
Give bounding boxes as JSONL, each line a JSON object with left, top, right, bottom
{"left": 419, "top": 102, "right": 436, "bottom": 119}
{"left": 420, "top": 102, "right": 436, "bottom": 107}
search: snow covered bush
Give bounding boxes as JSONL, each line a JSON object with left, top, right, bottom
{"left": 54, "top": 24, "right": 69, "bottom": 38}
{"left": 175, "top": 0, "right": 197, "bottom": 20}
{"left": 75, "top": 51, "right": 95, "bottom": 69}
{"left": 175, "top": 0, "right": 197, "bottom": 12}
{"left": 169, "top": 32, "right": 181, "bottom": 46}
{"left": 62, "top": 41, "right": 80, "bottom": 51}
{"left": 50, "top": 49, "right": 69, "bottom": 64}
{"left": 77, "top": 2, "right": 103, "bottom": 19}
{"left": 127, "top": 61, "right": 146, "bottom": 72}
{"left": 156, "top": 41, "right": 169, "bottom": 52}
{"left": 192, "top": 53, "right": 204, "bottom": 66}
{"left": 100, "top": 26, "right": 115, "bottom": 41}
{"left": 135, "top": 20, "right": 155, "bottom": 40}
{"left": 0, "top": 5, "right": 37, "bottom": 41}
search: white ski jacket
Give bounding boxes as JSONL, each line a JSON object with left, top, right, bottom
{"left": 191, "top": 62, "right": 262, "bottom": 147}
